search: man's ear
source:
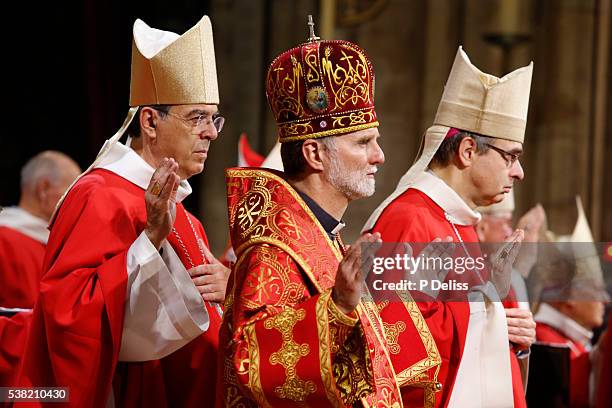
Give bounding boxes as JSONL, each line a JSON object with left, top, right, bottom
{"left": 139, "top": 107, "right": 158, "bottom": 140}
{"left": 456, "top": 136, "right": 477, "bottom": 168}
{"left": 35, "top": 178, "right": 51, "bottom": 203}
{"left": 302, "top": 139, "right": 325, "bottom": 172}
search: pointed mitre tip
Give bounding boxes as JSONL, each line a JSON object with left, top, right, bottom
{"left": 196, "top": 15, "right": 212, "bottom": 29}
{"left": 572, "top": 195, "right": 594, "bottom": 242}
{"left": 133, "top": 18, "right": 149, "bottom": 34}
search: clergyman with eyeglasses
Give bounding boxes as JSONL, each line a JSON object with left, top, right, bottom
{"left": 362, "top": 46, "right": 537, "bottom": 407}
{"left": 13, "top": 16, "right": 229, "bottom": 407}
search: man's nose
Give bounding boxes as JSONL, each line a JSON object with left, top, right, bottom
{"left": 510, "top": 159, "right": 524, "bottom": 181}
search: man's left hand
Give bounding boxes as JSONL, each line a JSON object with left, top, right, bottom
{"left": 189, "top": 244, "right": 230, "bottom": 303}
{"left": 506, "top": 308, "right": 536, "bottom": 351}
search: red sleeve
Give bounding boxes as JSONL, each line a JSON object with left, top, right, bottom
{"left": 16, "top": 176, "right": 140, "bottom": 406}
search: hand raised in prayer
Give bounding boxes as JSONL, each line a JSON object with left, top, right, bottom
{"left": 514, "top": 204, "right": 546, "bottom": 278}
{"left": 145, "top": 158, "right": 180, "bottom": 250}
{"left": 332, "top": 232, "right": 382, "bottom": 314}
{"left": 189, "top": 243, "right": 231, "bottom": 303}
{"left": 489, "top": 229, "right": 524, "bottom": 299}
{"left": 413, "top": 236, "right": 455, "bottom": 281}
{"left": 505, "top": 308, "right": 536, "bottom": 351}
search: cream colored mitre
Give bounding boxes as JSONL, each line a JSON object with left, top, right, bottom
{"left": 363, "top": 46, "right": 533, "bottom": 231}
{"left": 52, "top": 16, "right": 219, "bottom": 221}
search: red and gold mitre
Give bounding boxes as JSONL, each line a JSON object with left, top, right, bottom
{"left": 266, "top": 35, "right": 378, "bottom": 143}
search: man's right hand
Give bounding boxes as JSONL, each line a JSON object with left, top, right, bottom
{"left": 490, "top": 229, "right": 524, "bottom": 298}
{"left": 145, "top": 158, "right": 180, "bottom": 250}
{"left": 332, "top": 232, "right": 382, "bottom": 314}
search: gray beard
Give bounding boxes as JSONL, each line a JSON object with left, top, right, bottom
{"left": 325, "top": 152, "right": 376, "bottom": 200}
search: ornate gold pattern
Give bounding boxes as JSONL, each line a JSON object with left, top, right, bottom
{"left": 332, "top": 109, "right": 375, "bottom": 127}
{"left": 304, "top": 47, "right": 321, "bottom": 84}
{"left": 278, "top": 121, "right": 314, "bottom": 136}
{"left": 332, "top": 322, "right": 375, "bottom": 405}
{"left": 316, "top": 289, "right": 344, "bottom": 408}
{"left": 267, "top": 62, "right": 305, "bottom": 122}
{"left": 224, "top": 168, "right": 405, "bottom": 407}
{"left": 280, "top": 121, "right": 379, "bottom": 143}
{"left": 227, "top": 168, "right": 342, "bottom": 264}
{"left": 393, "top": 290, "right": 441, "bottom": 385}
{"left": 322, "top": 46, "right": 371, "bottom": 109}
{"left": 265, "top": 39, "right": 377, "bottom": 142}
{"left": 357, "top": 294, "right": 404, "bottom": 407}
{"left": 264, "top": 308, "right": 316, "bottom": 401}
{"left": 377, "top": 300, "right": 390, "bottom": 313}
{"left": 244, "top": 324, "right": 271, "bottom": 407}
{"left": 382, "top": 320, "right": 407, "bottom": 355}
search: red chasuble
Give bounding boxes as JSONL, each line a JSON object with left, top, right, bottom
{"left": 0, "top": 227, "right": 45, "bottom": 309}
{"left": 596, "top": 329, "right": 611, "bottom": 408}
{"left": 218, "top": 168, "right": 423, "bottom": 408}
{"left": 371, "top": 188, "right": 526, "bottom": 408}
{"left": 14, "top": 169, "right": 221, "bottom": 407}
{"left": 536, "top": 322, "right": 591, "bottom": 408}
{"left": 0, "top": 312, "right": 31, "bottom": 386}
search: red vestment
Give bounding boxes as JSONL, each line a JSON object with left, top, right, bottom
{"left": 15, "top": 168, "right": 221, "bottom": 407}
{"left": 596, "top": 329, "right": 611, "bottom": 408}
{"left": 0, "top": 225, "right": 45, "bottom": 309}
{"left": 218, "top": 168, "right": 429, "bottom": 407}
{"left": 371, "top": 187, "right": 526, "bottom": 408}
{"left": 535, "top": 304, "right": 594, "bottom": 408}
{"left": 0, "top": 312, "right": 31, "bottom": 386}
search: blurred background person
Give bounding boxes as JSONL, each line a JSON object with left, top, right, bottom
{"left": 0, "top": 150, "right": 80, "bottom": 311}
{"left": 532, "top": 197, "right": 609, "bottom": 408}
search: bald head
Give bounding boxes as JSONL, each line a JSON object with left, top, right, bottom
{"left": 19, "top": 151, "right": 81, "bottom": 221}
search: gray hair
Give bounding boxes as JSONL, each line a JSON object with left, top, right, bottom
{"left": 20, "top": 151, "right": 72, "bottom": 191}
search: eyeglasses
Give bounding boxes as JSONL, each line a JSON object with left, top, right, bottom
{"left": 154, "top": 108, "right": 225, "bottom": 134}
{"left": 484, "top": 143, "right": 521, "bottom": 168}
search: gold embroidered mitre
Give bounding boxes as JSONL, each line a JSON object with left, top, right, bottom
{"left": 434, "top": 46, "right": 532, "bottom": 143}
{"left": 130, "top": 16, "right": 219, "bottom": 106}
{"left": 266, "top": 37, "right": 378, "bottom": 143}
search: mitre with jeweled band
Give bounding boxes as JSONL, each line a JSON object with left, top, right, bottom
{"left": 51, "top": 16, "right": 219, "bottom": 222}
{"left": 266, "top": 17, "right": 378, "bottom": 143}
{"left": 363, "top": 46, "right": 533, "bottom": 231}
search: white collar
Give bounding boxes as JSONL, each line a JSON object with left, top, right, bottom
{"left": 410, "top": 170, "right": 481, "bottom": 226}
{"left": 94, "top": 141, "right": 192, "bottom": 203}
{"left": 535, "top": 303, "right": 593, "bottom": 350}
{"left": 0, "top": 206, "right": 49, "bottom": 244}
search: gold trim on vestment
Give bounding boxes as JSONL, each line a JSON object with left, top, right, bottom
{"left": 244, "top": 324, "right": 271, "bottom": 407}
{"left": 317, "top": 289, "right": 344, "bottom": 407}
{"left": 227, "top": 168, "right": 342, "bottom": 263}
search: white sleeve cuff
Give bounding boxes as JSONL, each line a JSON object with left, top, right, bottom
{"left": 119, "top": 232, "right": 210, "bottom": 361}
